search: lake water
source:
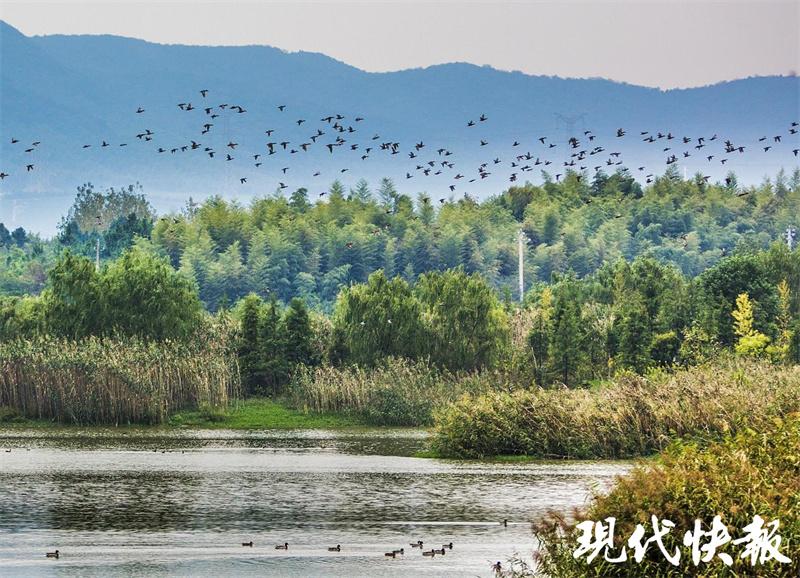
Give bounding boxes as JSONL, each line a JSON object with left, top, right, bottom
{"left": 0, "top": 428, "right": 631, "bottom": 577}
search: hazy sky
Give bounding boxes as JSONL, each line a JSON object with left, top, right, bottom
{"left": 1, "top": 0, "right": 798, "bottom": 88}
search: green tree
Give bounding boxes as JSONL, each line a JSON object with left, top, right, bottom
{"left": 548, "top": 278, "right": 582, "bottom": 386}
{"left": 60, "top": 183, "right": 154, "bottom": 237}
{"left": 282, "top": 297, "right": 315, "bottom": 368}
{"left": 333, "top": 270, "right": 425, "bottom": 365}
{"left": 527, "top": 288, "right": 553, "bottom": 386}
{"left": 788, "top": 318, "right": 800, "bottom": 364}
{"left": 377, "top": 177, "right": 398, "bottom": 210}
{"left": 617, "top": 294, "right": 652, "bottom": 372}
{"left": 415, "top": 269, "right": 509, "bottom": 371}
{"left": 238, "top": 293, "right": 264, "bottom": 394}
{"left": 41, "top": 251, "right": 103, "bottom": 339}
{"left": 101, "top": 244, "right": 202, "bottom": 340}
{"left": 696, "top": 254, "right": 778, "bottom": 346}
{"left": 259, "top": 298, "right": 289, "bottom": 393}
{"left": 0, "top": 223, "right": 11, "bottom": 247}
{"left": 103, "top": 213, "right": 153, "bottom": 257}
{"left": 351, "top": 179, "right": 372, "bottom": 203}
{"left": 289, "top": 187, "right": 310, "bottom": 212}
{"left": 10, "top": 227, "right": 27, "bottom": 247}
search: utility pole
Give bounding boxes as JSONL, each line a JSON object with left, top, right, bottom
{"left": 518, "top": 229, "right": 526, "bottom": 302}
{"left": 787, "top": 227, "right": 797, "bottom": 251}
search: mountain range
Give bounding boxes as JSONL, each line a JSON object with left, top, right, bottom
{"left": 0, "top": 20, "right": 798, "bottom": 235}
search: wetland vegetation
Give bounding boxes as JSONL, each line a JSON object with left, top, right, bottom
{"left": 1, "top": 173, "right": 799, "bottom": 576}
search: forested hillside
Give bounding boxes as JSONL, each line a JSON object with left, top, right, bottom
{"left": 2, "top": 167, "right": 799, "bottom": 310}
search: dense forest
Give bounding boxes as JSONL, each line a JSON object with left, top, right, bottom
{"left": 3, "top": 167, "right": 799, "bottom": 311}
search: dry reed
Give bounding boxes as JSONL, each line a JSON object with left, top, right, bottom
{"left": 433, "top": 359, "right": 800, "bottom": 458}
{"left": 0, "top": 331, "right": 240, "bottom": 425}
{"left": 289, "top": 357, "right": 516, "bottom": 426}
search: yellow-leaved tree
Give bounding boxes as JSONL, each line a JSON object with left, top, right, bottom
{"left": 732, "top": 292, "right": 770, "bottom": 357}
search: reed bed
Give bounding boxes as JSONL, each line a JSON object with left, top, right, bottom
{"left": 0, "top": 333, "right": 240, "bottom": 425}
{"left": 288, "top": 357, "right": 516, "bottom": 426}
{"left": 433, "top": 359, "right": 800, "bottom": 458}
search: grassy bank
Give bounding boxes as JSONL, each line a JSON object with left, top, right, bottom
{"left": 433, "top": 360, "right": 800, "bottom": 459}
{"left": 169, "top": 398, "right": 366, "bottom": 429}
{"left": 0, "top": 398, "right": 367, "bottom": 430}
{"left": 532, "top": 414, "right": 800, "bottom": 577}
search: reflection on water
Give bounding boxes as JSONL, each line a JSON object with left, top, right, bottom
{"left": 0, "top": 429, "right": 631, "bottom": 577}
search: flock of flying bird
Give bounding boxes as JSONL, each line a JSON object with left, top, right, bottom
{"left": 3, "top": 87, "right": 799, "bottom": 203}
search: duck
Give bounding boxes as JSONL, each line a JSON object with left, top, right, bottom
{"left": 46, "top": 550, "right": 59, "bottom": 559}
{"left": 275, "top": 542, "right": 288, "bottom": 550}
{"left": 442, "top": 542, "right": 453, "bottom": 550}
{"left": 422, "top": 550, "right": 436, "bottom": 557}
{"left": 392, "top": 548, "right": 404, "bottom": 555}
{"left": 492, "top": 561, "right": 502, "bottom": 573}
{"left": 384, "top": 551, "right": 398, "bottom": 558}
{"left": 327, "top": 545, "right": 341, "bottom": 552}
{"left": 410, "top": 540, "right": 423, "bottom": 548}
{"left": 433, "top": 548, "right": 446, "bottom": 555}
{"left": 242, "top": 541, "right": 253, "bottom": 547}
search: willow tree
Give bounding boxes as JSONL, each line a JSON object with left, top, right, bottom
{"left": 41, "top": 251, "right": 103, "bottom": 339}
{"left": 101, "top": 244, "right": 202, "bottom": 340}
{"left": 333, "top": 270, "right": 426, "bottom": 366}
{"left": 415, "top": 268, "right": 509, "bottom": 371}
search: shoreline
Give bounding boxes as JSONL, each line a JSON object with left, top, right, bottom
{"left": 0, "top": 398, "right": 371, "bottom": 431}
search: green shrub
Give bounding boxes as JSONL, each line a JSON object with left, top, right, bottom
{"left": 0, "top": 405, "right": 24, "bottom": 423}
{"left": 197, "top": 402, "right": 228, "bottom": 423}
{"left": 533, "top": 415, "right": 800, "bottom": 577}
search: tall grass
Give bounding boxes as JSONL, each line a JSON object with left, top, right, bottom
{"left": 433, "top": 359, "right": 800, "bottom": 458}
{"left": 288, "top": 357, "right": 515, "bottom": 426}
{"left": 0, "top": 329, "right": 240, "bottom": 425}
